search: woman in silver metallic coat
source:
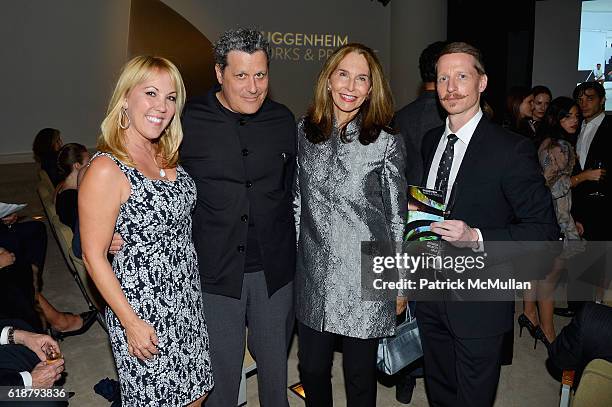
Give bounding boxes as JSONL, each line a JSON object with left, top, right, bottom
{"left": 293, "top": 43, "right": 408, "bottom": 407}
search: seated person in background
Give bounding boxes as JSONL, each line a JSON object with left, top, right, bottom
{"left": 548, "top": 303, "right": 612, "bottom": 382}
{"left": 70, "top": 156, "right": 91, "bottom": 260}
{"left": 1, "top": 213, "right": 47, "bottom": 282}
{"left": 33, "top": 128, "right": 64, "bottom": 186}
{"left": 54, "top": 143, "right": 90, "bottom": 231}
{"left": 0, "top": 319, "right": 64, "bottom": 388}
{"left": 1, "top": 249, "right": 65, "bottom": 390}
{"left": 0, "top": 246, "right": 97, "bottom": 340}
{"left": 1, "top": 247, "right": 43, "bottom": 333}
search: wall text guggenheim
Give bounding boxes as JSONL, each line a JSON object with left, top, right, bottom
{"left": 263, "top": 31, "right": 348, "bottom": 47}
{"left": 262, "top": 31, "right": 349, "bottom": 61}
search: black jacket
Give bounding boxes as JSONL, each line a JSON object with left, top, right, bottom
{"left": 418, "top": 116, "right": 559, "bottom": 337}
{"left": 0, "top": 261, "right": 43, "bottom": 333}
{"left": 394, "top": 90, "right": 445, "bottom": 185}
{"left": 571, "top": 114, "right": 612, "bottom": 241}
{"left": 548, "top": 303, "right": 612, "bottom": 379}
{"left": 180, "top": 87, "right": 296, "bottom": 298}
{"left": 0, "top": 319, "right": 40, "bottom": 387}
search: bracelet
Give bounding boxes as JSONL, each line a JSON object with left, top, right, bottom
{"left": 7, "top": 327, "right": 15, "bottom": 344}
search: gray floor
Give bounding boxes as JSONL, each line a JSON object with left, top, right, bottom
{"left": 1, "top": 162, "right": 569, "bottom": 406}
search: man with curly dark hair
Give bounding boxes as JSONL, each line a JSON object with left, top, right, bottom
{"left": 180, "top": 28, "right": 296, "bottom": 407}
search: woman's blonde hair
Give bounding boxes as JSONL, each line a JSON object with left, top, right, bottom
{"left": 305, "top": 43, "right": 395, "bottom": 145}
{"left": 98, "top": 56, "right": 186, "bottom": 167}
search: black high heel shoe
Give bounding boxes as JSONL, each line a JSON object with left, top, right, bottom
{"left": 50, "top": 310, "right": 98, "bottom": 341}
{"left": 533, "top": 326, "right": 552, "bottom": 350}
{"left": 517, "top": 313, "right": 537, "bottom": 338}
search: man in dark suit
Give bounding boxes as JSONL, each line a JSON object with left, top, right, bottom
{"left": 0, "top": 319, "right": 64, "bottom": 387}
{"left": 0, "top": 258, "right": 67, "bottom": 404}
{"left": 561, "top": 82, "right": 612, "bottom": 314}
{"left": 416, "top": 42, "right": 559, "bottom": 407}
{"left": 395, "top": 41, "right": 447, "bottom": 186}
{"left": 0, "top": 251, "right": 43, "bottom": 334}
{"left": 180, "top": 28, "right": 296, "bottom": 407}
{"left": 571, "top": 81, "right": 610, "bottom": 240}
{"left": 0, "top": 319, "right": 67, "bottom": 406}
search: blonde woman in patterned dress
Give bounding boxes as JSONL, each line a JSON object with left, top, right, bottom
{"left": 79, "top": 56, "right": 213, "bottom": 406}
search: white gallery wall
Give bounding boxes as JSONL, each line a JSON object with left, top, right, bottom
{"left": 1, "top": 0, "right": 596, "bottom": 162}
{"left": 0, "top": 0, "right": 445, "bottom": 162}
{"left": 0, "top": 0, "right": 130, "bottom": 164}
{"left": 532, "top": 0, "right": 582, "bottom": 98}
{"left": 161, "top": 0, "right": 447, "bottom": 115}
{"left": 390, "top": 0, "right": 447, "bottom": 107}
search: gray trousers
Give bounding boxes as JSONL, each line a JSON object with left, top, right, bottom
{"left": 202, "top": 271, "right": 294, "bottom": 407}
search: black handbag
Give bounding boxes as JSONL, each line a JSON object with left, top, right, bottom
{"left": 376, "top": 306, "right": 423, "bottom": 375}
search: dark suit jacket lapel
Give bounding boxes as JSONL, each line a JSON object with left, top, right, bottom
{"left": 423, "top": 130, "right": 444, "bottom": 180}
{"left": 447, "top": 116, "right": 487, "bottom": 214}
{"left": 584, "top": 115, "right": 611, "bottom": 168}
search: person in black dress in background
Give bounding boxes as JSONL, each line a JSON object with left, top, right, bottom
{"left": 54, "top": 143, "right": 90, "bottom": 231}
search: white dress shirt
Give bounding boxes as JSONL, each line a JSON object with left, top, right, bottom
{"left": 426, "top": 109, "right": 484, "bottom": 248}
{"left": 576, "top": 111, "right": 605, "bottom": 169}
{"left": 426, "top": 109, "right": 483, "bottom": 203}
{"left": 0, "top": 326, "right": 9, "bottom": 344}
{"left": 1, "top": 326, "right": 33, "bottom": 386}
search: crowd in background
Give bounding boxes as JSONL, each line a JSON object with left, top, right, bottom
{"left": 0, "top": 30, "right": 611, "bottom": 407}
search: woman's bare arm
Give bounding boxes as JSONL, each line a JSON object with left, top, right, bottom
{"left": 79, "top": 156, "right": 158, "bottom": 359}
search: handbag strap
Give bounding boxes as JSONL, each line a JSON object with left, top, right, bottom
{"left": 405, "top": 303, "right": 415, "bottom": 322}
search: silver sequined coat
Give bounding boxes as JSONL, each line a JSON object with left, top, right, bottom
{"left": 293, "top": 117, "right": 407, "bottom": 339}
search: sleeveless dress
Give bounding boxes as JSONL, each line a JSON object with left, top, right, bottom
{"left": 91, "top": 152, "right": 214, "bottom": 406}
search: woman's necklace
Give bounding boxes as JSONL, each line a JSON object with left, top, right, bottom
{"left": 131, "top": 142, "right": 166, "bottom": 178}
{"left": 154, "top": 155, "right": 166, "bottom": 178}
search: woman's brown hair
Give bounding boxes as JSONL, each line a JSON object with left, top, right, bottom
{"left": 57, "top": 143, "right": 88, "bottom": 181}
{"left": 32, "top": 128, "right": 61, "bottom": 162}
{"left": 304, "top": 43, "right": 395, "bottom": 145}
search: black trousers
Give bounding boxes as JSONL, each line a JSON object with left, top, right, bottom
{"left": 0, "top": 262, "right": 42, "bottom": 333}
{"left": 416, "top": 302, "right": 504, "bottom": 407}
{"left": 0, "top": 221, "right": 47, "bottom": 272}
{"left": 0, "top": 322, "right": 67, "bottom": 406}
{"left": 297, "top": 322, "right": 378, "bottom": 407}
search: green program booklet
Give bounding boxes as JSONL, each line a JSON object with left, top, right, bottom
{"left": 404, "top": 185, "right": 445, "bottom": 242}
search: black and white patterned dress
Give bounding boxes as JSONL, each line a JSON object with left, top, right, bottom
{"left": 92, "top": 152, "right": 214, "bottom": 406}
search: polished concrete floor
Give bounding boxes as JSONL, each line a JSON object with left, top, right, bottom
{"left": 1, "top": 162, "right": 577, "bottom": 406}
